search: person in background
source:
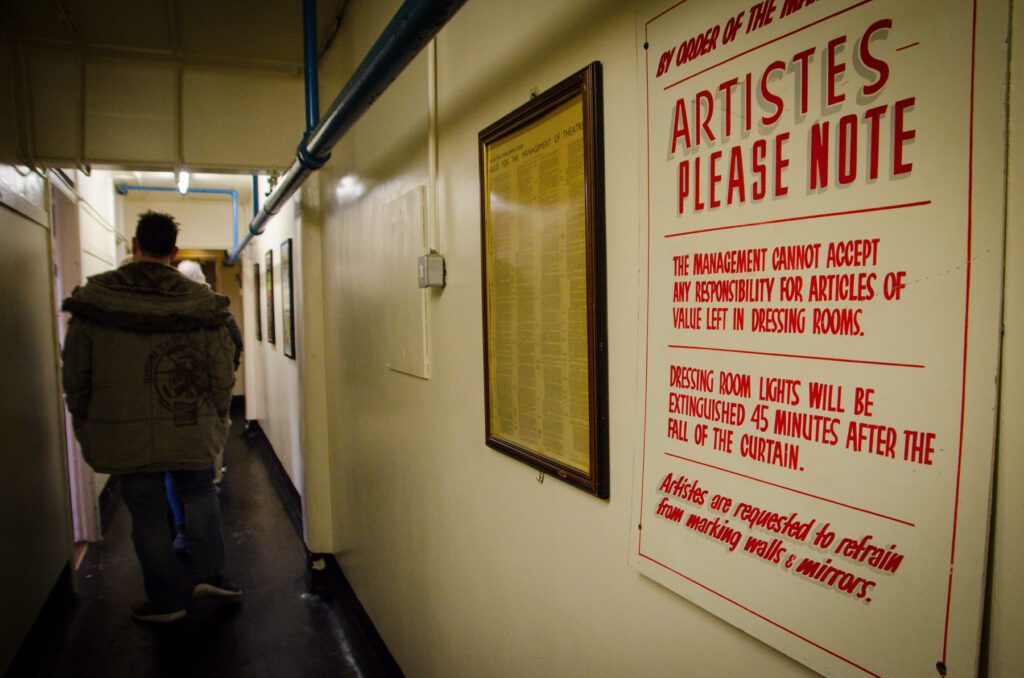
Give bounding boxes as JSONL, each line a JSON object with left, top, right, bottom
{"left": 167, "top": 260, "right": 243, "bottom": 552}
{"left": 176, "top": 260, "right": 243, "bottom": 375}
{"left": 165, "top": 471, "right": 189, "bottom": 553}
{"left": 61, "top": 211, "right": 242, "bottom": 623}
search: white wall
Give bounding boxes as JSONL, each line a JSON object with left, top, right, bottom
{"left": 121, "top": 194, "right": 237, "bottom": 251}
{"left": 292, "top": 0, "right": 1024, "bottom": 675}
{"left": 74, "top": 170, "right": 124, "bottom": 274}
{"left": 241, "top": 188, "right": 304, "bottom": 495}
{"left": 316, "top": 0, "right": 816, "bottom": 675}
{"left": 65, "top": 170, "right": 123, "bottom": 496}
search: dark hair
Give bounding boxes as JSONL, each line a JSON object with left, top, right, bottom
{"left": 135, "top": 211, "right": 179, "bottom": 257}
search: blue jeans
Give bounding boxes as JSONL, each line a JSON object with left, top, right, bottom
{"left": 164, "top": 473, "right": 186, "bottom": 526}
{"left": 120, "top": 467, "right": 225, "bottom": 609}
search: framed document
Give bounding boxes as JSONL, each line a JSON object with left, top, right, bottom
{"left": 265, "top": 250, "right": 275, "bottom": 345}
{"left": 479, "top": 62, "right": 608, "bottom": 498}
{"left": 253, "top": 262, "right": 262, "bottom": 341}
{"left": 281, "top": 238, "right": 296, "bottom": 359}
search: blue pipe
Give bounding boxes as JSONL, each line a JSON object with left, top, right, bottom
{"left": 230, "top": 188, "right": 238, "bottom": 249}
{"left": 116, "top": 184, "right": 240, "bottom": 250}
{"left": 227, "top": 0, "right": 467, "bottom": 263}
{"left": 252, "top": 175, "right": 259, "bottom": 217}
{"left": 303, "top": 0, "right": 320, "bottom": 133}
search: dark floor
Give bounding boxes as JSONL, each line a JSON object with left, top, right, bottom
{"left": 39, "top": 412, "right": 394, "bottom": 678}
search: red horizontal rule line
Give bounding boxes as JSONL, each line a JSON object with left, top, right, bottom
{"left": 665, "top": 452, "right": 917, "bottom": 527}
{"left": 664, "top": 200, "right": 933, "bottom": 238}
{"left": 667, "top": 344, "right": 925, "bottom": 369}
{"left": 638, "top": 553, "right": 882, "bottom": 677}
{"left": 662, "top": 0, "right": 875, "bottom": 91}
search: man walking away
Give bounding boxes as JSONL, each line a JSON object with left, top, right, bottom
{"left": 62, "top": 211, "right": 241, "bottom": 623}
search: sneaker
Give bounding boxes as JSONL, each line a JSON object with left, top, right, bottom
{"left": 172, "top": 525, "right": 189, "bottom": 554}
{"left": 130, "top": 601, "right": 186, "bottom": 623}
{"left": 193, "top": 576, "right": 242, "bottom": 599}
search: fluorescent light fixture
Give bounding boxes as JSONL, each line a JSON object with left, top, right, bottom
{"left": 177, "top": 171, "right": 190, "bottom": 194}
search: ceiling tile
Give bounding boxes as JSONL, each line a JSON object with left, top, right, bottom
{"left": 64, "top": 0, "right": 173, "bottom": 52}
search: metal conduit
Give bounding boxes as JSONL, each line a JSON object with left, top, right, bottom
{"left": 227, "top": 0, "right": 467, "bottom": 263}
{"left": 303, "top": 0, "right": 321, "bottom": 134}
{"left": 116, "top": 184, "right": 240, "bottom": 249}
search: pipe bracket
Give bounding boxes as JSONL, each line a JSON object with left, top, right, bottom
{"left": 296, "top": 136, "right": 330, "bottom": 170}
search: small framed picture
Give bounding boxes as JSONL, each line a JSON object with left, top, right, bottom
{"left": 266, "top": 250, "right": 276, "bottom": 344}
{"left": 253, "top": 262, "right": 262, "bottom": 341}
{"left": 281, "top": 238, "right": 296, "bottom": 359}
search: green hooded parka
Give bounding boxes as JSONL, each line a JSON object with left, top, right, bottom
{"left": 61, "top": 261, "right": 236, "bottom": 474}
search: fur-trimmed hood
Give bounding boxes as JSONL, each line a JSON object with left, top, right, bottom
{"left": 62, "top": 261, "right": 232, "bottom": 333}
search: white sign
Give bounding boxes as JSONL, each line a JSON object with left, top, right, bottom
{"left": 633, "top": 1, "right": 1007, "bottom": 675}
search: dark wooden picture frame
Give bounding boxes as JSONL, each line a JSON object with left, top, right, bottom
{"left": 265, "top": 249, "right": 276, "bottom": 345}
{"left": 478, "top": 62, "right": 608, "bottom": 498}
{"left": 281, "top": 238, "right": 296, "bottom": 359}
{"left": 253, "top": 262, "right": 262, "bottom": 341}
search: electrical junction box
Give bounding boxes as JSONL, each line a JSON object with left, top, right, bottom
{"left": 418, "top": 252, "right": 446, "bottom": 288}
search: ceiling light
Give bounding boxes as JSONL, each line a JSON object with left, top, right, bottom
{"left": 177, "top": 171, "right": 190, "bottom": 194}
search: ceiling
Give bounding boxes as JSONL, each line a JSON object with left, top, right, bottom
{"left": 0, "top": 0, "right": 348, "bottom": 172}
{"left": 113, "top": 170, "right": 256, "bottom": 193}
{"left": 0, "top": 0, "right": 346, "bottom": 74}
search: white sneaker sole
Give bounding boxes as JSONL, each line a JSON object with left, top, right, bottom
{"left": 193, "top": 583, "right": 242, "bottom": 599}
{"left": 131, "top": 608, "right": 187, "bottom": 623}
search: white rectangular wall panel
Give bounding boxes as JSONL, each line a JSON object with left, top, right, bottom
{"left": 383, "top": 186, "right": 428, "bottom": 379}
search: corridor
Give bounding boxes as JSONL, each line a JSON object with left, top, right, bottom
{"left": 9, "top": 407, "right": 399, "bottom": 678}
{"left": 3, "top": 0, "right": 1023, "bottom": 675}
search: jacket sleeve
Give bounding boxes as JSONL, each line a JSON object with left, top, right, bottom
{"left": 61, "top": 316, "right": 92, "bottom": 422}
{"left": 226, "top": 316, "right": 243, "bottom": 370}
{"left": 207, "top": 325, "right": 236, "bottom": 418}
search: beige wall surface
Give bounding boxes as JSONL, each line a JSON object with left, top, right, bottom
{"left": 0, "top": 192, "right": 72, "bottom": 673}
{"left": 242, "top": 239, "right": 267, "bottom": 424}
{"left": 215, "top": 258, "right": 246, "bottom": 398}
{"left": 241, "top": 192, "right": 304, "bottom": 495}
{"left": 288, "top": 0, "right": 1023, "bottom": 676}
{"left": 314, "top": 0, "right": 818, "bottom": 675}
{"left": 295, "top": 175, "right": 334, "bottom": 552}
{"left": 68, "top": 171, "right": 122, "bottom": 497}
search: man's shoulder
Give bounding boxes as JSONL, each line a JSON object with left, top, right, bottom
{"left": 63, "top": 263, "right": 231, "bottom": 332}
